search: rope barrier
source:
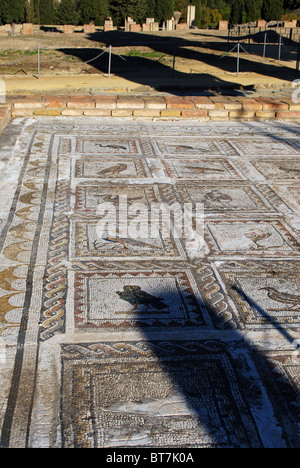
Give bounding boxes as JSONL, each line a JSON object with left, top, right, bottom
{"left": 0, "top": 49, "right": 37, "bottom": 66}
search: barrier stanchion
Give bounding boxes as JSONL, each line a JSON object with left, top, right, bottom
{"left": 38, "top": 44, "right": 40, "bottom": 79}
{"left": 220, "top": 42, "right": 248, "bottom": 77}
{"left": 108, "top": 45, "right": 112, "bottom": 78}
{"left": 278, "top": 35, "right": 282, "bottom": 63}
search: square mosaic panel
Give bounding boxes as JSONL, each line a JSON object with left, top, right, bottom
{"left": 152, "top": 138, "right": 239, "bottom": 157}
{"left": 74, "top": 183, "right": 174, "bottom": 215}
{"left": 59, "top": 135, "right": 155, "bottom": 157}
{"left": 75, "top": 158, "right": 149, "bottom": 179}
{"left": 175, "top": 182, "right": 276, "bottom": 214}
{"left": 60, "top": 340, "right": 264, "bottom": 448}
{"left": 205, "top": 219, "right": 300, "bottom": 258}
{"left": 251, "top": 159, "right": 300, "bottom": 181}
{"left": 72, "top": 220, "right": 186, "bottom": 260}
{"left": 218, "top": 261, "right": 300, "bottom": 329}
{"left": 229, "top": 139, "right": 299, "bottom": 156}
{"left": 163, "top": 159, "right": 245, "bottom": 180}
{"left": 73, "top": 269, "right": 211, "bottom": 330}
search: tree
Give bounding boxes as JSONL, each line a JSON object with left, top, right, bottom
{"left": 55, "top": 0, "right": 78, "bottom": 24}
{"left": 261, "top": 0, "right": 284, "bottom": 20}
{"left": 245, "top": 0, "right": 256, "bottom": 21}
{"left": 230, "top": 0, "right": 244, "bottom": 23}
{"left": 109, "top": 0, "right": 149, "bottom": 25}
{"left": 156, "top": 0, "right": 175, "bottom": 22}
{"left": 0, "top": 0, "right": 26, "bottom": 24}
{"left": 39, "top": 0, "right": 54, "bottom": 24}
{"left": 78, "top": 0, "right": 109, "bottom": 25}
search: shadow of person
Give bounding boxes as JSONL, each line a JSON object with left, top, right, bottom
{"left": 111, "top": 277, "right": 300, "bottom": 448}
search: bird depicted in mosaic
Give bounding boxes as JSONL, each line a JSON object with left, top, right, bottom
{"left": 93, "top": 194, "right": 143, "bottom": 206}
{"left": 259, "top": 286, "right": 300, "bottom": 310}
{"left": 97, "top": 163, "right": 128, "bottom": 177}
{"left": 93, "top": 236, "right": 162, "bottom": 251}
{"left": 244, "top": 229, "right": 272, "bottom": 249}
{"left": 278, "top": 166, "right": 300, "bottom": 175}
{"left": 116, "top": 285, "right": 168, "bottom": 313}
{"left": 172, "top": 145, "right": 211, "bottom": 154}
{"left": 95, "top": 143, "right": 127, "bottom": 151}
{"left": 203, "top": 190, "right": 233, "bottom": 207}
{"left": 184, "top": 164, "right": 224, "bottom": 174}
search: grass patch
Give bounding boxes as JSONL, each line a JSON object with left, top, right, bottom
{"left": 125, "top": 48, "right": 168, "bottom": 59}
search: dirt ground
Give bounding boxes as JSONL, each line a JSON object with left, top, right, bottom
{"left": 0, "top": 29, "right": 298, "bottom": 93}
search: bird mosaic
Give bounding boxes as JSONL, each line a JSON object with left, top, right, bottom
{"left": 116, "top": 285, "right": 168, "bottom": 313}
{"left": 93, "top": 236, "right": 162, "bottom": 251}
{"left": 184, "top": 164, "right": 225, "bottom": 174}
{"left": 259, "top": 286, "right": 300, "bottom": 310}
{"left": 97, "top": 163, "right": 128, "bottom": 177}
{"left": 203, "top": 190, "right": 233, "bottom": 207}
{"left": 94, "top": 143, "right": 127, "bottom": 151}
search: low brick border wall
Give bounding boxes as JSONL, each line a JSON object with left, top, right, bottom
{"left": 0, "top": 94, "right": 300, "bottom": 131}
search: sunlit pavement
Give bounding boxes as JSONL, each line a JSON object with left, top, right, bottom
{"left": 0, "top": 117, "right": 300, "bottom": 448}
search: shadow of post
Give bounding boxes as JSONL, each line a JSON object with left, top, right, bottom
{"left": 58, "top": 30, "right": 298, "bottom": 93}
{"left": 121, "top": 283, "right": 300, "bottom": 448}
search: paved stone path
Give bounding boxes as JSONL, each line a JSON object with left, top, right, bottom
{"left": 0, "top": 117, "right": 300, "bottom": 448}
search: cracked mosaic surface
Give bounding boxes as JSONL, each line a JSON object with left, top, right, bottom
{"left": 0, "top": 118, "right": 300, "bottom": 448}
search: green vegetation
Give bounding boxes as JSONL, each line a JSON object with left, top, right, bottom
{"left": 0, "top": 0, "right": 299, "bottom": 27}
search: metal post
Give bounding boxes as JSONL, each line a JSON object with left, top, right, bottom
{"left": 237, "top": 42, "right": 240, "bottom": 77}
{"left": 296, "top": 43, "right": 300, "bottom": 77}
{"left": 108, "top": 45, "right": 112, "bottom": 78}
{"left": 278, "top": 35, "right": 282, "bottom": 63}
{"left": 38, "top": 44, "right": 40, "bottom": 79}
{"left": 172, "top": 45, "right": 177, "bottom": 78}
{"left": 263, "top": 32, "right": 267, "bottom": 57}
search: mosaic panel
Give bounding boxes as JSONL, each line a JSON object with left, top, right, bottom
{"left": 72, "top": 219, "right": 186, "bottom": 260}
{"left": 229, "top": 139, "right": 299, "bottom": 156}
{"left": 163, "top": 159, "right": 245, "bottom": 180}
{"left": 74, "top": 268, "right": 211, "bottom": 331}
{"left": 74, "top": 183, "right": 176, "bottom": 215}
{"left": 59, "top": 135, "right": 155, "bottom": 157}
{"left": 75, "top": 158, "right": 149, "bottom": 179}
{"left": 251, "top": 159, "right": 300, "bottom": 181}
{"left": 60, "top": 340, "right": 264, "bottom": 448}
{"left": 152, "top": 138, "right": 239, "bottom": 157}
{"left": 217, "top": 261, "right": 300, "bottom": 329}
{"left": 175, "top": 182, "right": 276, "bottom": 213}
{"left": 205, "top": 219, "right": 300, "bottom": 257}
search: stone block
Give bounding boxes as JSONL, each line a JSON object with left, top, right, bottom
{"left": 129, "top": 24, "right": 141, "bottom": 32}
{"left": 160, "top": 110, "right": 181, "bottom": 117}
{"left": 84, "top": 24, "right": 95, "bottom": 34}
{"left": 133, "top": 109, "right": 160, "bottom": 117}
{"left": 14, "top": 98, "right": 43, "bottom": 109}
{"left": 117, "top": 97, "right": 144, "bottom": 109}
{"left": 142, "top": 24, "right": 151, "bottom": 32}
{"left": 22, "top": 23, "right": 33, "bottom": 35}
{"left": 218, "top": 21, "right": 228, "bottom": 30}
{"left": 181, "top": 110, "right": 208, "bottom": 118}
{"left": 95, "top": 95, "right": 117, "bottom": 109}
{"left": 165, "top": 97, "right": 194, "bottom": 109}
{"left": 67, "top": 96, "right": 95, "bottom": 109}
{"left": 191, "top": 96, "right": 215, "bottom": 109}
{"left": 64, "top": 25, "right": 74, "bottom": 34}
{"left": 175, "top": 23, "right": 189, "bottom": 30}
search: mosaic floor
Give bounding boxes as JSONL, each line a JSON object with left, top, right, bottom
{"left": 0, "top": 117, "right": 300, "bottom": 448}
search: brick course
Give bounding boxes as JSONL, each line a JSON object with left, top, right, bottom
{"left": 0, "top": 93, "right": 298, "bottom": 132}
